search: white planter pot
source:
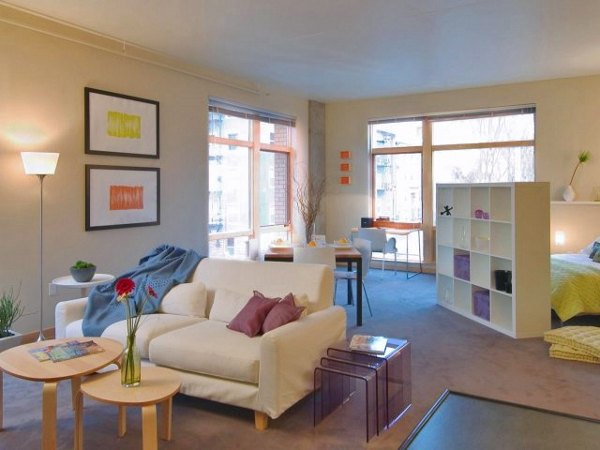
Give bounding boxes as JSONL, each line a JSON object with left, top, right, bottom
{"left": 562, "top": 185, "right": 576, "bottom": 202}
{"left": 0, "top": 331, "right": 22, "bottom": 353}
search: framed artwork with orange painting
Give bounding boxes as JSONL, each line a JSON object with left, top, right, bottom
{"left": 85, "top": 87, "right": 159, "bottom": 158}
{"left": 85, "top": 165, "right": 160, "bottom": 230}
{"left": 340, "top": 150, "right": 352, "bottom": 159}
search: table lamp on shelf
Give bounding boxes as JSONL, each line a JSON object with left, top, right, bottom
{"left": 21, "top": 152, "right": 60, "bottom": 341}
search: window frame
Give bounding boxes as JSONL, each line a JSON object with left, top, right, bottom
{"left": 208, "top": 104, "right": 294, "bottom": 256}
{"left": 369, "top": 106, "right": 536, "bottom": 262}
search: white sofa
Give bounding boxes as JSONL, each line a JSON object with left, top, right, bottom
{"left": 55, "top": 258, "right": 346, "bottom": 429}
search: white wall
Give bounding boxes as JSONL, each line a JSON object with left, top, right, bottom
{"left": 325, "top": 77, "right": 600, "bottom": 256}
{"left": 0, "top": 15, "right": 308, "bottom": 334}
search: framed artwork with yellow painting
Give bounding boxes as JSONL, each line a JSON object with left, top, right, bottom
{"left": 85, "top": 87, "right": 159, "bottom": 158}
{"left": 86, "top": 165, "right": 160, "bottom": 231}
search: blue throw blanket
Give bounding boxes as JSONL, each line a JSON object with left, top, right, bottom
{"left": 82, "top": 244, "right": 203, "bottom": 336}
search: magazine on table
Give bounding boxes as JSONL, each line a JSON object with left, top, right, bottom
{"left": 29, "top": 340, "right": 104, "bottom": 362}
{"left": 349, "top": 334, "right": 388, "bottom": 354}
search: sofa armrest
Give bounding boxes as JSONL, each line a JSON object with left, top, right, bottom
{"left": 257, "top": 305, "right": 346, "bottom": 419}
{"left": 55, "top": 297, "right": 87, "bottom": 338}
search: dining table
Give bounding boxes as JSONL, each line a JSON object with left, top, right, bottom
{"left": 263, "top": 246, "right": 364, "bottom": 326}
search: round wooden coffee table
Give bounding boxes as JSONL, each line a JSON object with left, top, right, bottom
{"left": 76, "top": 366, "right": 180, "bottom": 450}
{"left": 0, "top": 337, "right": 123, "bottom": 450}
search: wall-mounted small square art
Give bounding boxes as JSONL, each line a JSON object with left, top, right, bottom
{"left": 340, "top": 150, "right": 352, "bottom": 159}
{"left": 340, "top": 176, "right": 352, "bottom": 185}
{"left": 340, "top": 163, "right": 352, "bottom": 172}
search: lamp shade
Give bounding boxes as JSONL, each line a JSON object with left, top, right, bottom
{"left": 21, "top": 152, "right": 59, "bottom": 175}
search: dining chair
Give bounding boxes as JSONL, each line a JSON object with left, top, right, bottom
{"left": 334, "top": 238, "right": 373, "bottom": 317}
{"left": 247, "top": 238, "right": 260, "bottom": 261}
{"left": 292, "top": 246, "right": 336, "bottom": 268}
{"left": 356, "top": 227, "right": 397, "bottom": 272}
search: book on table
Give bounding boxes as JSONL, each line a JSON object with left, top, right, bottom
{"left": 349, "top": 334, "right": 388, "bottom": 354}
{"left": 29, "top": 340, "right": 105, "bottom": 362}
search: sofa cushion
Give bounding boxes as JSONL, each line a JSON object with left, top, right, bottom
{"left": 227, "top": 292, "right": 278, "bottom": 337}
{"left": 149, "top": 320, "right": 261, "bottom": 384}
{"left": 262, "top": 294, "right": 305, "bottom": 333}
{"left": 209, "top": 288, "right": 250, "bottom": 323}
{"left": 59, "top": 314, "right": 203, "bottom": 359}
{"left": 158, "top": 281, "right": 207, "bottom": 317}
{"left": 191, "top": 258, "right": 334, "bottom": 314}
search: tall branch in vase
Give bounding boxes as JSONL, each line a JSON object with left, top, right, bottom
{"left": 295, "top": 175, "right": 325, "bottom": 244}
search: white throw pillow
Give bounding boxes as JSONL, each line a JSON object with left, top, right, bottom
{"left": 209, "top": 289, "right": 251, "bottom": 323}
{"left": 294, "top": 294, "right": 310, "bottom": 318}
{"left": 581, "top": 236, "right": 600, "bottom": 255}
{"left": 158, "top": 282, "right": 207, "bottom": 317}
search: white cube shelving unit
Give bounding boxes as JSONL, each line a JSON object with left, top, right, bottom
{"left": 436, "top": 182, "right": 550, "bottom": 338}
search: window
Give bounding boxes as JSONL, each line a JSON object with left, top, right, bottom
{"left": 369, "top": 106, "right": 536, "bottom": 262}
{"left": 370, "top": 118, "right": 424, "bottom": 224}
{"left": 208, "top": 99, "right": 294, "bottom": 258}
{"left": 374, "top": 153, "right": 422, "bottom": 222}
{"left": 432, "top": 111, "right": 535, "bottom": 186}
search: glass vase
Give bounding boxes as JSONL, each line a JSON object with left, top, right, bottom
{"left": 121, "top": 335, "right": 141, "bottom": 387}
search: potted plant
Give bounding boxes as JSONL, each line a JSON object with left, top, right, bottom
{"left": 563, "top": 150, "right": 591, "bottom": 201}
{"left": 70, "top": 260, "right": 97, "bottom": 282}
{"left": 0, "top": 286, "right": 25, "bottom": 352}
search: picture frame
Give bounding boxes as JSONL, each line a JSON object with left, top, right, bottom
{"left": 86, "top": 165, "right": 160, "bottom": 231}
{"left": 340, "top": 150, "right": 352, "bottom": 159}
{"left": 85, "top": 87, "right": 159, "bottom": 158}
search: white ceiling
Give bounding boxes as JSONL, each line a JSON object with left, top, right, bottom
{"left": 6, "top": 0, "right": 600, "bottom": 101}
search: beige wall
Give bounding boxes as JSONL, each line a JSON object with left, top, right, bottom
{"left": 325, "top": 77, "right": 600, "bottom": 257}
{"left": 0, "top": 17, "right": 309, "bottom": 334}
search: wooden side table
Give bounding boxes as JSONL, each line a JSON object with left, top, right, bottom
{"left": 0, "top": 338, "right": 123, "bottom": 450}
{"left": 76, "top": 366, "right": 181, "bottom": 450}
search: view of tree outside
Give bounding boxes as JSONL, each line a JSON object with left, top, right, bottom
{"left": 432, "top": 113, "right": 534, "bottom": 184}
{"left": 370, "top": 110, "right": 535, "bottom": 227}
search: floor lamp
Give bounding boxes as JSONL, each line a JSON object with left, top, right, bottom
{"left": 21, "top": 152, "right": 60, "bottom": 342}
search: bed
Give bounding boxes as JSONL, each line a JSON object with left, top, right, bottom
{"left": 551, "top": 252, "right": 600, "bottom": 321}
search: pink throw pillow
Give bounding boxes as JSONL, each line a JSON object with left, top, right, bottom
{"left": 227, "top": 292, "right": 277, "bottom": 337}
{"left": 262, "top": 293, "right": 305, "bottom": 334}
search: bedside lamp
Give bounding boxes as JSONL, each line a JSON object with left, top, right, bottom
{"left": 21, "top": 152, "right": 60, "bottom": 341}
{"left": 555, "top": 230, "right": 566, "bottom": 247}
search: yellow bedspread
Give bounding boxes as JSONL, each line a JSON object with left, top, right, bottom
{"left": 551, "top": 257, "right": 600, "bottom": 321}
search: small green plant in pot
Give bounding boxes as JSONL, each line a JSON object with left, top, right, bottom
{"left": 0, "top": 287, "right": 24, "bottom": 339}
{"left": 70, "top": 260, "right": 97, "bottom": 282}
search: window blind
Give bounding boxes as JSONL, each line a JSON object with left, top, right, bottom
{"left": 209, "top": 97, "right": 296, "bottom": 127}
{"left": 368, "top": 105, "right": 535, "bottom": 125}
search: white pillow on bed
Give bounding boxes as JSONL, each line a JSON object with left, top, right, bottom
{"left": 581, "top": 236, "right": 600, "bottom": 255}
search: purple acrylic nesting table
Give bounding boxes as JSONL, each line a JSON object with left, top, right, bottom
{"left": 313, "top": 338, "right": 412, "bottom": 442}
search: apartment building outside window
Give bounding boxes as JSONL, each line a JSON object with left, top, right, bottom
{"left": 369, "top": 106, "right": 535, "bottom": 261}
{"left": 208, "top": 99, "right": 294, "bottom": 258}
